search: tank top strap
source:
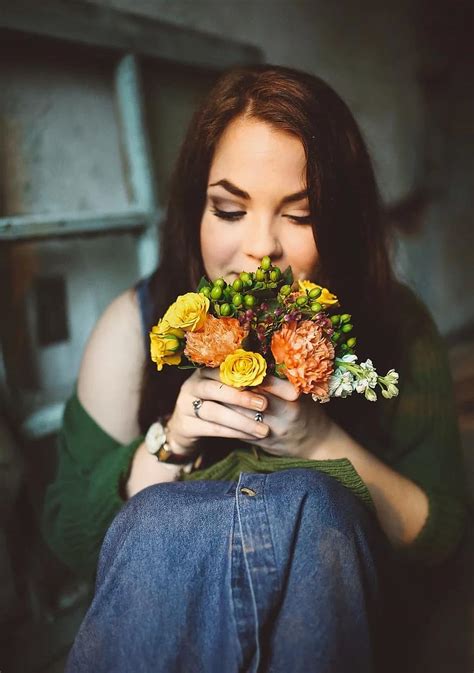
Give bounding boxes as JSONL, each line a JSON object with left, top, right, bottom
{"left": 134, "top": 274, "right": 154, "bottom": 351}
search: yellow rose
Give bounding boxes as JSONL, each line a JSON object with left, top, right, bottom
{"left": 162, "top": 292, "right": 210, "bottom": 332}
{"left": 149, "top": 322, "right": 183, "bottom": 371}
{"left": 220, "top": 349, "right": 267, "bottom": 388}
{"left": 297, "top": 280, "right": 339, "bottom": 307}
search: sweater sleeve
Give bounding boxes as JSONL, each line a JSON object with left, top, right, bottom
{"left": 384, "top": 293, "right": 470, "bottom": 566}
{"left": 41, "top": 389, "right": 144, "bottom": 580}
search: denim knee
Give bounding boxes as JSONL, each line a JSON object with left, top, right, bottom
{"left": 264, "top": 467, "right": 377, "bottom": 539}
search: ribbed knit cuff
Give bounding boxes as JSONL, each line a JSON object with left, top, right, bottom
{"left": 182, "top": 449, "right": 375, "bottom": 512}
{"left": 390, "top": 489, "right": 468, "bottom": 566}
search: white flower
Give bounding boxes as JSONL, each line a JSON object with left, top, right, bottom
{"left": 340, "top": 353, "right": 358, "bottom": 364}
{"left": 364, "top": 386, "right": 377, "bottom": 402}
{"left": 385, "top": 368, "right": 399, "bottom": 384}
{"left": 355, "top": 359, "right": 378, "bottom": 393}
{"left": 328, "top": 369, "right": 356, "bottom": 398}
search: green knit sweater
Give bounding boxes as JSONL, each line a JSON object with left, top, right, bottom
{"left": 41, "top": 288, "right": 470, "bottom": 580}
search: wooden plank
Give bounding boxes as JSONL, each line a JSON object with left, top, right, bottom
{"left": 115, "top": 53, "right": 160, "bottom": 277}
{"left": 0, "top": 207, "right": 155, "bottom": 241}
{"left": 0, "top": 0, "right": 263, "bottom": 70}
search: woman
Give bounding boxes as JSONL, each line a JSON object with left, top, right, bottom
{"left": 42, "top": 64, "right": 468, "bottom": 672}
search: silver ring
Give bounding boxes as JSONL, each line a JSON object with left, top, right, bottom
{"left": 192, "top": 398, "right": 203, "bottom": 418}
{"left": 254, "top": 411, "right": 264, "bottom": 423}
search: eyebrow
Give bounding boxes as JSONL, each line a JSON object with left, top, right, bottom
{"left": 208, "top": 179, "right": 308, "bottom": 205}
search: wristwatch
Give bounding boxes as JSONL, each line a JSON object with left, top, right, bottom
{"left": 145, "top": 419, "right": 202, "bottom": 472}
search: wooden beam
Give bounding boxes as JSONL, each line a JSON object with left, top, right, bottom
{"left": 0, "top": 207, "right": 155, "bottom": 241}
{"left": 0, "top": 0, "right": 263, "bottom": 70}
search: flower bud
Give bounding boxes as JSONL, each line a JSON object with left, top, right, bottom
{"left": 232, "top": 293, "right": 243, "bottom": 307}
{"left": 210, "top": 286, "right": 223, "bottom": 300}
{"left": 309, "top": 287, "right": 322, "bottom": 299}
{"left": 261, "top": 256, "right": 271, "bottom": 270}
{"left": 232, "top": 278, "right": 243, "bottom": 292}
{"left": 244, "top": 294, "right": 256, "bottom": 307}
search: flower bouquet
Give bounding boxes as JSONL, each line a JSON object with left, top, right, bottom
{"left": 149, "top": 256, "right": 399, "bottom": 403}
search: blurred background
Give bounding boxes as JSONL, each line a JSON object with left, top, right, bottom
{"left": 0, "top": 1, "right": 472, "bottom": 671}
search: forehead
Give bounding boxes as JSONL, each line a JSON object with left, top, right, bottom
{"left": 209, "top": 117, "right": 307, "bottom": 187}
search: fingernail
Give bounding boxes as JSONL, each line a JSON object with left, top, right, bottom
{"left": 255, "top": 425, "right": 268, "bottom": 437}
{"left": 251, "top": 397, "right": 265, "bottom": 411}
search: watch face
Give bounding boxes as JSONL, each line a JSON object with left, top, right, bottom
{"left": 146, "top": 422, "right": 166, "bottom": 454}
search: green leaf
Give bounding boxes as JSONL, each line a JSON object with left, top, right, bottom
{"left": 281, "top": 265, "right": 294, "bottom": 286}
{"left": 196, "top": 275, "right": 211, "bottom": 292}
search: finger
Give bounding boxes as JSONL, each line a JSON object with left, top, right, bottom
{"left": 192, "top": 374, "right": 268, "bottom": 413}
{"left": 184, "top": 400, "right": 269, "bottom": 439}
{"left": 253, "top": 375, "right": 300, "bottom": 401}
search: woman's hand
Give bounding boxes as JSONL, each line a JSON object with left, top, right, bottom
{"left": 165, "top": 368, "right": 271, "bottom": 454}
{"left": 200, "top": 369, "right": 335, "bottom": 460}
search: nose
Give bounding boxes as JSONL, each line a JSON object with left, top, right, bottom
{"left": 241, "top": 217, "right": 283, "bottom": 267}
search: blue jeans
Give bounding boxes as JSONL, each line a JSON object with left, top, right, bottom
{"left": 66, "top": 469, "right": 385, "bottom": 672}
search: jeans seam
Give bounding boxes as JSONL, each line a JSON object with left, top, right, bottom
{"left": 235, "top": 472, "right": 261, "bottom": 672}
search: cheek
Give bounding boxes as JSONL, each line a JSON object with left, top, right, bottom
{"left": 285, "top": 229, "right": 319, "bottom": 275}
{"left": 200, "top": 217, "right": 236, "bottom": 273}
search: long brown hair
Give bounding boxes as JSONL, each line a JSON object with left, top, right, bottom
{"left": 138, "top": 63, "right": 403, "bottom": 459}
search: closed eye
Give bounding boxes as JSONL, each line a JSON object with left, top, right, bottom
{"left": 210, "top": 208, "right": 311, "bottom": 225}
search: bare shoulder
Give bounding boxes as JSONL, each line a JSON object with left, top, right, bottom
{"left": 77, "top": 286, "right": 146, "bottom": 444}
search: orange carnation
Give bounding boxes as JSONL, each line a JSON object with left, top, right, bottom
{"left": 184, "top": 315, "right": 248, "bottom": 367}
{"left": 271, "top": 320, "right": 335, "bottom": 398}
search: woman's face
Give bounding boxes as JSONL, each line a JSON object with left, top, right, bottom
{"left": 200, "top": 116, "right": 319, "bottom": 284}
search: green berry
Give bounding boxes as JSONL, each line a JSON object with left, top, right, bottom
{"left": 220, "top": 303, "right": 232, "bottom": 316}
{"left": 232, "top": 278, "right": 243, "bottom": 292}
{"left": 210, "top": 286, "right": 223, "bottom": 300}
{"left": 232, "top": 293, "right": 243, "bottom": 307}
{"left": 270, "top": 268, "right": 281, "bottom": 282}
{"left": 255, "top": 268, "right": 266, "bottom": 282}
{"left": 332, "top": 331, "right": 341, "bottom": 342}
{"left": 296, "top": 295, "right": 307, "bottom": 306}
{"left": 214, "top": 278, "right": 226, "bottom": 288}
{"left": 279, "top": 284, "right": 292, "bottom": 296}
{"left": 340, "top": 313, "right": 351, "bottom": 324}
{"left": 310, "top": 302, "right": 322, "bottom": 313}
{"left": 330, "top": 314, "right": 340, "bottom": 326}
{"left": 341, "top": 323, "right": 353, "bottom": 333}
{"left": 347, "top": 337, "right": 357, "bottom": 348}
{"left": 308, "top": 287, "right": 322, "bottom": 299}
{"left": 239, "top": 272, "right": 251, "bottom": 284}
{"left": 340, "top": 343, "right": 349, "bottom": 352}
{"left": 199, "top": 286, "right": 211, "bottom": 298}
{"left": 261, "top": 256, "right": 272, "bottom": 270}
{"left": 244, "top": 294, "right": 256, "bottom": 307}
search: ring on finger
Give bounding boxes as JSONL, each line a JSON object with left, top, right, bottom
{"left": 192, "top": 398, "right": 203, "bottom": 418}
{"left": 254, "top": 411, "right": 264, "bottom": 423}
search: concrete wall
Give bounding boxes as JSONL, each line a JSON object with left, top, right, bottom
{"left": 89, "top": 0, "right": 473, "bottom": 336}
